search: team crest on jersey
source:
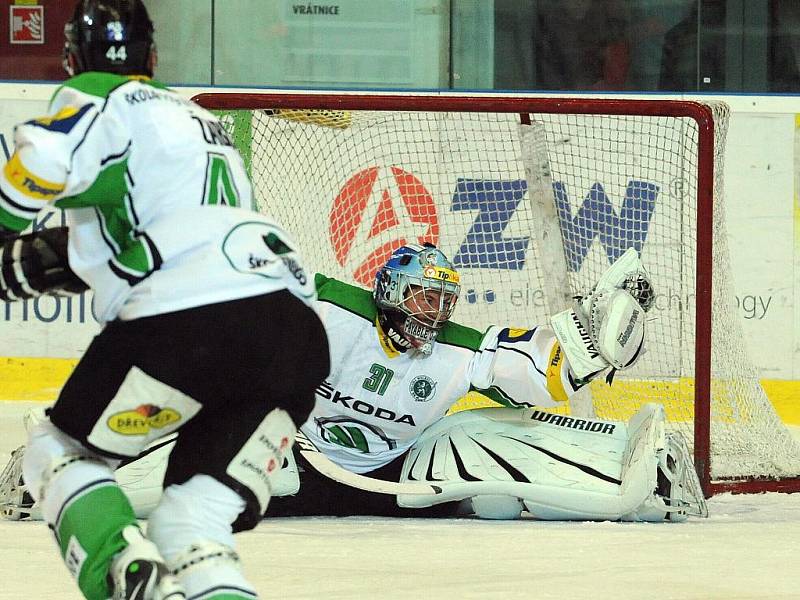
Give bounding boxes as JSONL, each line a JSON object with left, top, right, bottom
{"left": 409, "top": 375, "right": 437, "bottom": 402}
{"left": 222, "top": 221, "right": 312, "bottom": 296}
{"left": 316, "top": 417, "right": 397, "bottom": 452}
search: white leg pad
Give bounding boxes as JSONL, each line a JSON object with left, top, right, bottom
{"left": 116, "top": 437, "right": 174, "bottom": 519}
{"left": 22, "top": 421, "right": 117, "bottom": 525}
{"left": 399, "top": 404, "right": 699, "bottom": 522}
{"left": 148, "top": 475, "right": 245, "bottom": 557}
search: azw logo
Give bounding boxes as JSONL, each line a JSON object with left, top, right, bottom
{"left": 329, "top": 164, "right": 661, "bottom": 287}
{"left": 329, "top": 166, "right": 438, "bottom": 285}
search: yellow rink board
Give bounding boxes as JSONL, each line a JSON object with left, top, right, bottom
{"left": 1, "top": 356, "right": 798, "bottom": 425}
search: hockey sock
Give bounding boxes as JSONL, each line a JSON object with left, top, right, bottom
{"left": 54, "top": 483, "right": 138, "bottom": 600}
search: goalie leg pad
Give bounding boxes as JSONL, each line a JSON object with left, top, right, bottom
{"left": 467, "top": 495, "right": 526, "bottom": 520}
{"left": 399, "top": 407, "right": 632, "bottom": 516}
{"left": 622, "top": 431, "right": 707, "bottom": 522}
{"left": 399, "top": 404, "right": 704, "bottom": 522}
{"left": 0, "top": 446, "right": 38, "bottom": 520}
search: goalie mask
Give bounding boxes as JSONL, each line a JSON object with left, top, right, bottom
{"left": 374, "top": 243, "right": 460, "bottom": 355}
{"left": 64, "top": 0, "right": 156, "bottom": 77}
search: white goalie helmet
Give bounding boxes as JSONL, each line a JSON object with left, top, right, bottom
{"left": 373, "top": 243, "right": 461, "bottom": 354}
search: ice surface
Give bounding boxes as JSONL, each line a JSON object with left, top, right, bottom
{"left": 0, "top": 401, "right": 797, "bottom": 599}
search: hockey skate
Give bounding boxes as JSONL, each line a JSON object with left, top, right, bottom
{"left": 654, "top": 431, "right": 708, "bottom": 521}
{"left": 0, "top": 446, "right": 38, "bottom": 521}
{"left": 109, "top": 525, "right": 185, "bottom": 600}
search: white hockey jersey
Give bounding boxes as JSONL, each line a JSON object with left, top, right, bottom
{"left": 302, "top": 275, "right": 584, "bottom": 473}
{"left": 0, "top": 72, "right": 314, "bottom": 323}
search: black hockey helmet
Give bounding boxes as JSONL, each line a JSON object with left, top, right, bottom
{"left": 64, "top": 0, "right": 155, "bottom": 77}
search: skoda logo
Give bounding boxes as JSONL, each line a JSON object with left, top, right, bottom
{"left": 409, "top": 375, "right": 436, "bottom": 402}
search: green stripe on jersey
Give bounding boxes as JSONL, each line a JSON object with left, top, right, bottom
{"left": 53, "top": 72, "right": 169, "bottom": 103}
{"left": 56, "top": 159, "right": 128, "bottom": 209}
{"left": 0, "top": 203, "right": 34, "bottom": 232}
{"left": 315, "top": 273, "right": 377, "bottom": 322}
{"left": 469, "top": 384, "right": 517, "bottom": 408}
{"left": 437, "top": 320, "right": 484, "bottom": 351}
{"left": 57, "top": 159, "right": 156, "bottom": 277}
{"left": 315, "top": 273, "right": 485, "bottom": 350}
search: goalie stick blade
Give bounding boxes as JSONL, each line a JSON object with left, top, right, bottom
{"left": 295, "top": 432, "right": 442, "bottom": 496}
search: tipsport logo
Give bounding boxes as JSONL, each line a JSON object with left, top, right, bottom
{"left": 328, "top": 166, "right": 660, "bottom": 293}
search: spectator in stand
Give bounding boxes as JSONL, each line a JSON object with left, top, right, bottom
{"left": 535, "top": 0, "right": 631, "bottom": 91}
{"left": 770, "top": 2, "right": 800, "bottom": 92}
{"left": 659, "top": 0, "right": 726, "bottom": 91}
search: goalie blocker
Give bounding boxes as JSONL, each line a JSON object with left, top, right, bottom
{"left": 550, "top": 247, "right": 654, "bottom": 381}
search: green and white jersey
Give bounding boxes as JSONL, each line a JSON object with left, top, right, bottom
{"left": 0, "top": 72, "right": 314, "bottom": 323}
{"left": 303, "top": 275, "right": 582, "bottom": 473}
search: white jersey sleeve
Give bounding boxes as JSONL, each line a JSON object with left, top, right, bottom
{"left": 468, "top": 326, "right": 583, "bottom": 410}
{"left": 0, "top": 84, "right": 129, "bottom": 228}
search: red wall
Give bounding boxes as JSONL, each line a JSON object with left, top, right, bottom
{"left": 0, "top": 2, "right": 73, "bottom": 81}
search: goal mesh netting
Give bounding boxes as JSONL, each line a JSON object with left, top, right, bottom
{"left": 194, "top": 93, "right": 800, "bottom": 495}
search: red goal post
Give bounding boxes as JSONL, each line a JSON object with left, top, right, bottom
{"left": 192, "top": 91, "right": 800, "bottom": 497}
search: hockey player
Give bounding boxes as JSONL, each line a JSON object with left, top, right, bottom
{"left": 2, "top": 242, "right": 707, "bottom": 525}
{"left": 0, "top": 1, "right": 329, "bottom": 600}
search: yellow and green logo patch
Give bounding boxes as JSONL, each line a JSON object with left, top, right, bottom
{"left": 108, "top": 404, "right": 182, "bottom": 435}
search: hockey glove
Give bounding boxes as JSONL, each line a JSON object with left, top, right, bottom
{"left": 0, "top": 226, "right": 88, "bottom": 302}
{"left": 551, "top": 247, "right": 654, "bottom": 381}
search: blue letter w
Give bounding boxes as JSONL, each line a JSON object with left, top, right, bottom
{"left": 553, "top": 180, "right": 658, "bottom": 271}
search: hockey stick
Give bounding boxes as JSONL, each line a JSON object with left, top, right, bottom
{"left": 295, "top": 431, "right": 443, "bottom": 496}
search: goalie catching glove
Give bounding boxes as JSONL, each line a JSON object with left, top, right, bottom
{"left": 551, "top": 247, "right": 655, "bottom": 381}
{"left": 0, "top": 226, "right": 88, "bottom": 302}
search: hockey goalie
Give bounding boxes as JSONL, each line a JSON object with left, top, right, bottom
{"left": 0, "top": 233, "right": 706, "bottom": 522}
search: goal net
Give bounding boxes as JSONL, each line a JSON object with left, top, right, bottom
{"left": 193, "top": 92, "right": 800, "bottom": 496}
